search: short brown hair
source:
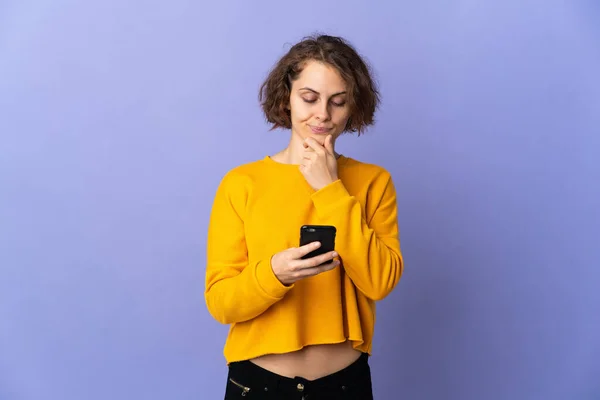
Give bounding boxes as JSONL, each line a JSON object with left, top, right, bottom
{"left": 259, "top": 34, "right": 380, "bottom": 135}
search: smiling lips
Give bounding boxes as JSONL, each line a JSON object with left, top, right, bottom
{"left": 309, "top": 125, "right": 332, "bottom": 134}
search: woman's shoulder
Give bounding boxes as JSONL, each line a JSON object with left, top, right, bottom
{"left": 222, "top": 157, "right": 267, "bottom": 176}
{"left": 340, "top": 155, "right": 393, "bottom": 182}
{"left": 214, "top": 157, "right": 273, "bottom": 190}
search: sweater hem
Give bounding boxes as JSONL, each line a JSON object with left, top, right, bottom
{"left": 224, "top": 337, "right": 370, "bottom": 365}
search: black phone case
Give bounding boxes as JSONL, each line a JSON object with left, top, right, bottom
{"left": 299, "top": 225, "right": 336, "bottom": 259}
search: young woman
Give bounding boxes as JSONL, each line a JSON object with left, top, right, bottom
{"left": 205, "top": 34, "right": 404, "bottom": 399}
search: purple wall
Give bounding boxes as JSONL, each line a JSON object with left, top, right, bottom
{"left": 1, "top": 1, "right": 599, "bottom": 399}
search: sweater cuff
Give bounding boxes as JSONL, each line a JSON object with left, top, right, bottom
{"left": 310, "top": 179, "right": 351, "bottom": 217}
{"left": 255, "top": 258, "right": 292, "bottom": 299}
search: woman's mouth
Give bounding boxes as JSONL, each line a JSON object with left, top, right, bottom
{"left": 309, "top": 125, "right": 332, "bottom": 134}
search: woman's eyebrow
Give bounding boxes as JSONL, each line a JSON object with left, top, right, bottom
{"left": 299, "top": 87, "right": 347, "bottom": 96}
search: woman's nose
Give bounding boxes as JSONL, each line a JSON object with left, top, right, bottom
{"left": 315, "top": 103, "right": 331, "bottom": 120}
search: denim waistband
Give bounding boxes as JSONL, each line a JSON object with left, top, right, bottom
{"left": 228, "top": 352, "right": 370, "bottom": 396}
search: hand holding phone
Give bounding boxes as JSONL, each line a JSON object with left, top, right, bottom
{"left": 270, "top": 225, "right": 338, "bottom": 286}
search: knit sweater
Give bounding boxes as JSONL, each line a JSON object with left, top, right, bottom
{"left": 205, "top": 155, "right": 403, "bottom": 364}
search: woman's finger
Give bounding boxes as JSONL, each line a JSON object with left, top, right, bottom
{"left": 303, "top": 152, "right": 317, "bottom": 161}
{"left": 295, "top": 250, "right": 338, "bottom": 269}
{"left": 293, "top": 241, "right": 321, "bottom": 259}
{"left": 297, "top": 260, "right": 340, "bottom": 278}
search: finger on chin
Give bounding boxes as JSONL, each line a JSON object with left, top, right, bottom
{"left": 304, "top": 137, "right": 323, "bottom": 149}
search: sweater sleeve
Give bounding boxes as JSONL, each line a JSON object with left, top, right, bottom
{"left": 310, "top": 171, "right": 403, "bottom": 301}
{"left": 204, "top": 171, "right": 293, "bottom": 324}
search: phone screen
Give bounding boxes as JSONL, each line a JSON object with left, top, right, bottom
{"left": 299, "top": 225, "right": 336, "bottom": 260}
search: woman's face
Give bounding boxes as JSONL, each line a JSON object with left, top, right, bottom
{"left": 288, "top": 61, "right": 351, "bottom": 146}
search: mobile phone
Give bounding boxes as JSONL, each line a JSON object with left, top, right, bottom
{"left": 299, "top": 225, "right": 337, "bottom": 260}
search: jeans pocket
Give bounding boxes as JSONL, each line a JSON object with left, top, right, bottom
{"left": 225, "top": 377, "right": 253, "bottom": 398}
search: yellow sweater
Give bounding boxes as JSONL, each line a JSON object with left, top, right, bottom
{"left": 205, "top": 155, "right": 403, "bottom": 364}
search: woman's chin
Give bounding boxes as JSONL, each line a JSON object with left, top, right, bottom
{"left": 309, "top": 134, "right": 327, "bottom": 144}
{"left": 306, "top": 130, "right": 334, "bottom": 144}
{"left": 293, "top": 127, "right": 336, "bottom": 146}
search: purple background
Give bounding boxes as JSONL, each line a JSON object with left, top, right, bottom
{"left": 1, "top": 1, "right": 599, "bottom": 399}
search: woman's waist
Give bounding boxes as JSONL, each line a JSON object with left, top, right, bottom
{"left": 248, "top": 341, "right": 363, "bottom": 380}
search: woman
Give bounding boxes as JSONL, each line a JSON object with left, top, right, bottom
{"left": 205, "top": 34, "right": 404, "bottom": 399}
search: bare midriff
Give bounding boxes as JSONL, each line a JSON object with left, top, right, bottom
{"left": 249, "top": 341, "right": 362, "bottom": 380}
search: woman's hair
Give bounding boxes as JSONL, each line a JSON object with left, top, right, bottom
{"left": 259, "top": 34, "right": 380, "bottom": 135}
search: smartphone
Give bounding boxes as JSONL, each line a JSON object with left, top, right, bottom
{"left": 299, "top": 225, "right": 337, "bottom": 260}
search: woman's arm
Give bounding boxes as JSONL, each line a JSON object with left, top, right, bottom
{"left": 204, "top": 172, "right": 292, "bottom": 324}
{"left": 310, "top": 171, "right": 403, "bottom": 301}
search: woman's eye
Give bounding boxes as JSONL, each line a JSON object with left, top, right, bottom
{"left": 301, "top": 97, "right": 345, "bottom": 107}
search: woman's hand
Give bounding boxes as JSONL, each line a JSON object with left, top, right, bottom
{"left": 271, "top": 241, "right": 339, "bottom": 286}
{"left": 299, "top": 135, "right": 339, "bottom": 191}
